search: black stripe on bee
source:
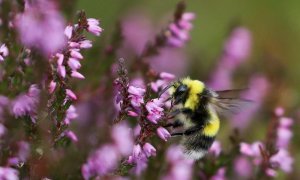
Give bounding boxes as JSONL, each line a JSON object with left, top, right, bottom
{"left": 184, "top": 135, "right": 215, "bottom": 151}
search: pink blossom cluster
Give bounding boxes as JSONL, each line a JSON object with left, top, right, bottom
{"left": 127, "top": 143, "right": 156, "bottom": 175}
{"left": 208, "top": 27, "right": 252, "bottom": 90}
{"left": 11, "top": 84, "right": 40, "bottom": 121}
{"left": 115, "top": 72, "right": 177, "bottom": 174}
{"left": 15, "top": 0, "right": 66, "bottom": 55}
{"left": 0, "top": 167, "right": 19, "bottom": 180}
{"left": 238, "top": 107, "right": 294, "bottom": 177}
{"left": 166, "top": 12, "right": 195, "bottom": 47}
{"left": 82, "top": 123, "right": 134, "bottom": 179}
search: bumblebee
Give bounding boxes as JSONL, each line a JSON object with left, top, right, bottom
{"left": 160, "top": 77, "right": 250, "bottom": 159}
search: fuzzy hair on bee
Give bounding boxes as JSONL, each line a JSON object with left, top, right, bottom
{"left": 160, "top": 77, "right": 251, "bottom": 160}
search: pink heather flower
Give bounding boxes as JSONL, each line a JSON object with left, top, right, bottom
{"left": 128, "top": 86, "right": 145, "bottom": 107}
{"left": 240, "top": 142, "right": 263, "bottom": 157}
{"left": 156, "top": 127, "right": 171, "bottom": 141}
{"left": 265, "top": 168, "right": 277, "bottom": 177}
{"left": 0, "top": 44, "right": 9, "bottom": 61}
{"left": 130, "top": 77, "right": 146, "bottom": 89}
{"left": 166, "top": 12, "right": 195, "bottom": 47}
{"left": 207, "top": 27, "right": 252, "bottom": 90}
{"left": 143, "top": 143, "right": 156, "bottom": 157}
{"left": 151, "top": 72, "right": 175, "bottom": 92}
{"left": 127, "top": 153, "right": 148, "bottom": 175}
{"left": 275, "top": 113, "right": 293, "bottom": 149}
{"left": 276, "top": 126, "right": 293, "bottom": 149}
{"left": 269, "top": 149, "right": 293, "bottom": 173}
{"left": 82, "top": 145, "right": 120, "bottom": 179}
{"left": 279, "top": 117, "right": 293, "bottom": 128}
{"left": 79, "top": 40, "right": 93, "bottom": 49}
{"left": 65, "top": 130, "right": 78, "bottom": 142}
{"left": 224, "top": 27, "right": 252, "bottom": 62}
{"left": 211, "top": 167, "right": 226, "bottom": 180}
{"left": 56, "top": 53, "right": 64, "bottom": 65}
{"left": 69, "top": 42, "right": 79, "bottom": 48}
{"left": 64, "top": 25, "right": 73, "bottom": 39}
{"left": 15, "top": 0, "right": 66, "bottom": 55}
{"left": 66, "top": 89, "right": 77, "bottom": 100}
{"left": 0, "top": 167, "right": 19, "bottom": 180}
{"left": 209, "top": 141, "right": 222, "bottom": 157}
{"left": 234, "top": 156, "right": 252, "bottom": 178}
{"left": 11, "top": 85, "right": 40, "bottom": 118}
{"left": 71, "top": 71, "right": 85, "bottom": 79}
{"left": 160, "top": 72, "right": 176, "bottom": 80}
{"left": 64, "top": 105, "right": 78, "bottom": 125}
{"left": 128, "top": 86, "right": 145, "bottom": 96}
{"left": 240, "top": 142, "right": 264, "bottom": 165}
{"left": 111, "top": 123, "right": 134, "bottom": 156}
{"left": 48, "top": 80, "right": 56, "bottom": 93}
{"left": 87, "top": 18, "right": 103, "bottom": 36}
{"left": 70, "top": 49, "right": 83, "bottom": 59}
{"left": 68, "top": 58, "right": 81, "bottom": 70}
{"left": 274, "top": 107, "right": 285, "bottom": 117}
{"left": 146, "top": 98, "right": 164, "bottom": 124}
{"left": 128, "top": 110, "right": 138, "bottom": 117}
{"left": 132, "top": 144, "right": 143, "bottom": 159}
{"left": 28, "top": 84, "right": 40, "bottom": 97}
{"left": 57, "top": 65, "right": 66, "bottom": 78}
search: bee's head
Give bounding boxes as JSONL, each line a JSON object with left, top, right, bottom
{"left": 173, "top": 82, "right": 189, "bottom": 104}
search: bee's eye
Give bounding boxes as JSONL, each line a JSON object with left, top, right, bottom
{"left": 176, "top": 85, "right": 188, "bottom": 94}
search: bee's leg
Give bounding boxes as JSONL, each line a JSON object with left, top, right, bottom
{"left": 167, "top": 109, "right": 181, "bottom": 118}
{"left": 171, "top": 125, "right": 203, "bottom": 136}
{"left": 171, "top": 132, "right": 184, "bottom": 136}
{"left": 164, "top": 119, "right": 183, "bottom": 128}
{"left": 184, "top": 125, "right": 203, "bottom": 136}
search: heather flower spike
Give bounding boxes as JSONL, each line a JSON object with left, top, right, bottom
{"left": 166, "top": 12, "right": 195, "bottom": 47}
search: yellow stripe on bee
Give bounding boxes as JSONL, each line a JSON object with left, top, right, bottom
{"left": 182, "top": 78, "right": 205, "bottom": 110}
{"left": 203, "top": 109, "right": 220, "bottom": 137}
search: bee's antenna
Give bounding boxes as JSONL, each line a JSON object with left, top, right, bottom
{"left": 158, "top": 84, "right": 173, "bottom": 98}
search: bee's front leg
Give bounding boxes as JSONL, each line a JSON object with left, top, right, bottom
{"left": 164, "top": 119, "right": 183, "bottom": 128}
{"left": 171, "top": 125, "right": 203, "bottom": 137}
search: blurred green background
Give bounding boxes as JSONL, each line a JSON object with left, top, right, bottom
{"left": 75, "top": 0, "right": 300, "bottom": 85}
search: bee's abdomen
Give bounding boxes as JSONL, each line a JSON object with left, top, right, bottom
{"left": 182, "top": 134, "right": 215, "bottom": 159}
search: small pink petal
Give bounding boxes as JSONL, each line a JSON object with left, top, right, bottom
{"left": 66, "top": 89, "right": 77, "bottom": 100}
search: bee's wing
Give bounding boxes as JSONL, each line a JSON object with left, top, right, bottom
{"left": 215, "top": 89, "right": 248, "bottom": 98}
{"left": 209, "top": 89, "right": 253, "bottom": 117}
